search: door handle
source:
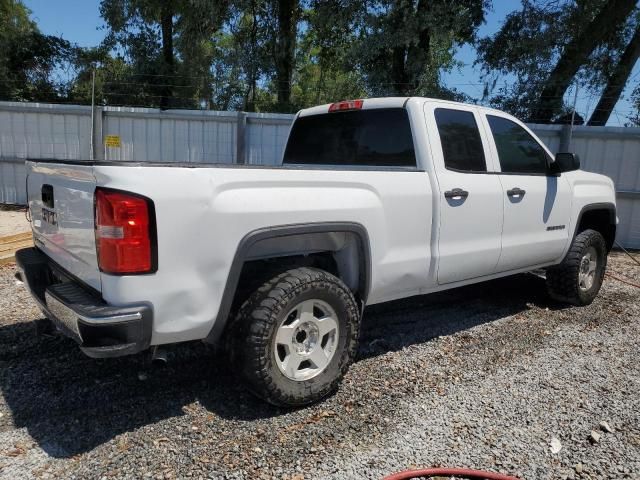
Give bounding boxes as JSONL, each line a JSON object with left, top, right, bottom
{"left": 444, "top": 188, "right": 469, "bottom": 199}
{"left": 507, "top": 187, "right": 526, "bottom": 197}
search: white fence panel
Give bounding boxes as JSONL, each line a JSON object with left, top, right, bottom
{"left": 570, "top": 127, "right": 640, "bottom": 190}
{"left": 0, "top": 102, "right": 91, "bottom": 161}
{"left": 567, "top": 126, "right": 640, "bottom": 248}
{"left": 246, "top": 113, "right": 293, "bottom": 165}
{"left": 527, "top": 124, "right": 562, "bottom": 153}
{"left": 0, "top": 158, "right": 27, "bottom": 204}
{"left": 617, "top": 197, "right": 640, "bottom": 248}
{"left": 101, "top": 108, "right": 238, "bottom": 163}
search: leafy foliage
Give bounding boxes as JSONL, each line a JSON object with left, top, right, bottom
{"left": 354, "top": 0, "right": 487, "bottom": 98}
{"left": 629, "top": 84, "right": 640, "bottom": 126}
{"left": 478, "top": 0, "right": 640, "bottom": 123}
{"left": 2, "top": 0, "right": 640, "bottom": 124}
{"left": 90, "top": 0, "right": 489, "bottom": 110}
{"left": 96, "top": 0, "right": 229, "bottom": 108}
{"left": 0, "top": 0, "right": 73, "bottom": 102}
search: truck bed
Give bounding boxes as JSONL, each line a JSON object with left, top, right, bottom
{"left": 25, "top": 158, "right": 433, "bottom": 345}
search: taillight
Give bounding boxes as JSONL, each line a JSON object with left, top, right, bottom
{"left": 328, "top": 99, "right": 363, "bottom": 112}
{"left": 95, "top": 188, "right": 156, "bottom": 274}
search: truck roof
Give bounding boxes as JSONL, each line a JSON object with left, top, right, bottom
{"left": 297, "top": 96, "right": 504, "bottom": 118}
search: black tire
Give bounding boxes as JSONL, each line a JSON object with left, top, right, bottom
{"left": 546, "top": 229, "right": 607, "bottom": 306}
{"left": 226, "top": 267, "right": 360, "bottom": 407}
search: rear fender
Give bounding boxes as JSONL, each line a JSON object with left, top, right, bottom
{"left": 205, "top": 222, "right": 371, "bottom": 344}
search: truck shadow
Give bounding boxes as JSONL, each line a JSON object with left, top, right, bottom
{"left": 0, "top": 273, "right": 558, "bottom": 458}
{"left": 358, "top": 272, "right": 555, "bottom": 359}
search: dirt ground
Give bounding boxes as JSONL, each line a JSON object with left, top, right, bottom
{"left": 0, "top": 205, "right": 30, "bottom": 238}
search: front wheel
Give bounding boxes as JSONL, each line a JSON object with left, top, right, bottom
{"left": 226, "top": 267, "right": 360, "bottom": 407}
{"left": 546, "top": 229, "right": 607, "bottom": 305}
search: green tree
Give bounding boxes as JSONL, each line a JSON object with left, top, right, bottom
{"left": 479, "top": 0, "right": 639, "bottom": 123}
{"left": 66, "top": 46, "right": 141, "bottom": 106}
{"left": 99, "top": 0, "right": 229, "bottom": 108}
{"left": 0, "top": 0, "right": 72, "bottom": 102}
{"left": 289, "top": 0, "right": 366, "bottom": 108}
{"left": 354, "top": 0, "right": 487, "bottom": 98}
{"left": 208, "top": 0, "right": 357, "bottom": 112}
{"left": 532, "top": 0, "right": 637, "bottom": 123}
{"left": 208, "top": 0, "right": 273, "bottom": 111}
{"left": 629, "top": 85, "right": 640, "bottom": 126}
{"left": 271, "top": 0, "right": 300, "bottom": 111}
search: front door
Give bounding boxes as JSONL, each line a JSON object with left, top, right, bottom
{"left": 482, "top": 113, "right": 572, "bottom": 272}
{"left": 425, "top": 104, "right": 504, "bottom": 285}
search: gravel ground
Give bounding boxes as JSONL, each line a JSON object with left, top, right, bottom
{"left": 1, "top": 253, "right": 639, "bottom": 480}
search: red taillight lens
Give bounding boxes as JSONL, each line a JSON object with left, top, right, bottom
{"left": 328, "top": 99, "right": 363, "bottom": 112}
{"left": 95, "top": 188, "right": 155, "bottom": 274}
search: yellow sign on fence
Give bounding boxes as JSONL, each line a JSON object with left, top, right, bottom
{"left": 104, "top": 135, "right": 121, "bottom": 148}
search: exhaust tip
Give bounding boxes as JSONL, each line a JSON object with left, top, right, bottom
{"left": 151, "top": 346, "right": 168, "bottom": 366}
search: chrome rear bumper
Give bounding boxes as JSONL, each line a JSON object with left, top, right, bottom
{"left": 15, "top": 247, "right": 152, "bottom": 358}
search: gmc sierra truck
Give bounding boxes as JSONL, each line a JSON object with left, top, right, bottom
{"left": 16, "top": 97, "right": 617, "bottom": 406}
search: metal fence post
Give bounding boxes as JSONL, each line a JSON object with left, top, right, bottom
{"left": 559, "top": 124, "right": 572, "bottom": 152}
{"left": 560, "top": 85, "right": 579, "bottom": 152}
{"left": 236, "top": 111, "right": 247, "bottom": 164}
{"left": 93, "top": 107, "right": 104, "bottom": 161}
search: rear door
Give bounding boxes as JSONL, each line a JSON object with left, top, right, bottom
{"left": 27, "top": 161, "right": 101, "bottom": 291}
{"left": 481, "top": 112, "right": 572, "bottom": 271}
{"left": 425, "top": 103, "right": 504, "bottom": 285}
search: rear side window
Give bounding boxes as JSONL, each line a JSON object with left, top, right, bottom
{"left": 487, "top": 115, "right": 550, "bottom": 174}
{"left": 282, "top": 108, "right": 416, "bottom": 167}
{"left": 434, "top": 108, "right": 487, "bottom": 172}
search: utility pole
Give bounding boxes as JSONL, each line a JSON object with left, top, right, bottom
{"left": 90, "top": 67, "right": 96, "bottom": 161}
{"left": 560, "top": 84, "right": 579, "bottom": 153}
{"left": 568, "top": 85, "right": 579, "bottom": 151}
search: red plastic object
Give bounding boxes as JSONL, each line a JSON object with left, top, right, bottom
{"left": 95, "top": 188, "right": 153, "bottom": 274}
{"left": 382, "top": 467, "right": 521, "bottom": 480}
{"left": 328, "top": 99, "right": 364, "bottom": 112}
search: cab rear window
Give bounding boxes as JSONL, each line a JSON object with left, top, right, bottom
{"left": 282, "top": 108, "right": 417, "bottom": 168}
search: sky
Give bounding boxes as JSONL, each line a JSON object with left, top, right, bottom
{"left": 25, "top": 0, "right": 105, "bottom": 48}
{"left": 24, "top": 0, "right": 640, "bottom": 126}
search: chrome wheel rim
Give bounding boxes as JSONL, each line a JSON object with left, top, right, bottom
{"left": 273, "top": 299, "right": 339, "bottom": 381}
{"left": 578, "top": 246, "right": 598, "bottom": 291}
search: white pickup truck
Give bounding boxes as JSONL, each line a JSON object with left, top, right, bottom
{"left": 16, "top": 97, "right": 617, "bottom": 406}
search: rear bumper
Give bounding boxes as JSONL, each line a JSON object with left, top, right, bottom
{"left": 15, "top": 247, "right": 152, "bottom": 358}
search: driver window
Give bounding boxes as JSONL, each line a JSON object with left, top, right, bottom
{"left": 487, "top": 115, "right": 550, "bottom": 174}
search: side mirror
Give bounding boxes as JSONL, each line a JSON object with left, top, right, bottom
{"left": 550, "top": 152, "right": 580, "bottom": 174}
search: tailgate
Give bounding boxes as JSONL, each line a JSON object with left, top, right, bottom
{"left": 27, "top": 161, "right": 101, "bottom": 291}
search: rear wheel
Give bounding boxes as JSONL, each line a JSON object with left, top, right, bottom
{"left": 226, "top": 267, "right": 360, "bottom": 407}
{"left": 546, "top": 229, "right": 607, "bottom": 305}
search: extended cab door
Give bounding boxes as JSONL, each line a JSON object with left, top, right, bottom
{"left": 424, "top": 103, "right": 503, "bottom": 284}
{"left": 480, "top": 112, "right": 572, "bottom": 272}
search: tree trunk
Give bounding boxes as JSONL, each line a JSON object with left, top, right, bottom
{"left": 243, "top": 0, "right": 259, "bottom": 112}
{"left": 588, "top": 25, "right": 640, "bottom": 126}
{"left": 160, "top": 1, "right": 174, "bottom": 110}
{"left": 406, "top": 0, "right": 431, "bottom": 94}
{"left": 391, "top": 45, "right": 409, "bottom": 95}
{"left": 388, "top": 0, "right": 431, "bottom": 96}
{"left": 275, "top": 0, "right": 298, "bottom": 112}
{"left": 387, "top": 0, "right": 411, "bottom": 95}
{"left": 315, "top": 58, "right": 325, "bottom": 104}
{"left": 531, "top": 0, "right": 637, "bottom": 124}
